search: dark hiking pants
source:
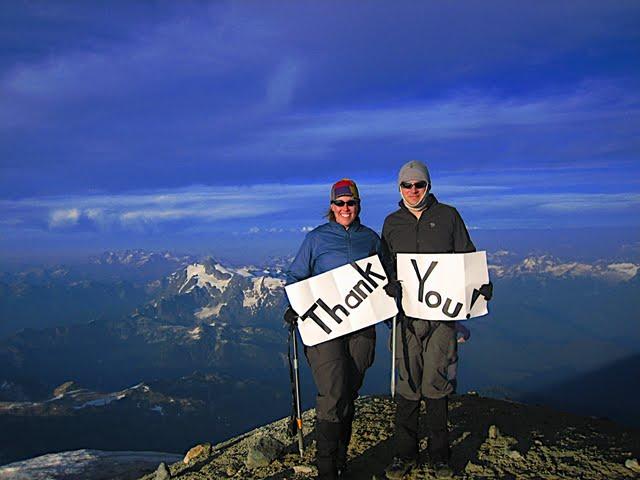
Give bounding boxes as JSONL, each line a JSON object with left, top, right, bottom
{"left": 305, "top": 326, "right": 376, "bottom": 478}
{"left": 393, "top": 319, "right": 456, "bottom": 462}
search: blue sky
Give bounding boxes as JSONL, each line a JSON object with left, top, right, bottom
{"left": 1, "top": 1, "right": 639, "bottom": 262}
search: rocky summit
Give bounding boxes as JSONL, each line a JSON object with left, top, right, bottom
{"left": 138, "top": 394, "right": 640, "bottom": 480}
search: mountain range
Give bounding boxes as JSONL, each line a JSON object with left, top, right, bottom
{"left": 0, "top": 249, "right": 638, "bottom": 465}
{"left": 487, "top": 251, "right": 639, "bottom": 282}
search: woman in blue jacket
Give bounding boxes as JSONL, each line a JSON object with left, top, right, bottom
{"left": 286, "top": 179, "right": 386, "bottom": 480}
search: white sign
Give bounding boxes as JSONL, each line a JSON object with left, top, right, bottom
{"left": 285, "top": 255, "right": 398, "bottom": 346}
{"left": 397, "top": 251, "right": 489, "bottom": 321}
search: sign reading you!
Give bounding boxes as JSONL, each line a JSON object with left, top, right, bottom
{"left": 397, "top": 251, "right": 489, "bottom": 321}
{"left": 285, "top": 255, "right": 398, "bottom": 346}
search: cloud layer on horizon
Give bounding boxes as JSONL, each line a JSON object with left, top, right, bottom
{"left": 1, "top": 174, "right": 638, "bottom": 239}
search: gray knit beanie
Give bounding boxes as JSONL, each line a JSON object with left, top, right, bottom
{"left": 398, "top": 160, "right": 431, "bottom": 188}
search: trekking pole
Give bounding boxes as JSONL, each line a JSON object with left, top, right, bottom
{"left": 391, "top": 315, "right": 397, "bottom": 399}
{"left": 291, "top": 323, "right": 305, "bottom": 457}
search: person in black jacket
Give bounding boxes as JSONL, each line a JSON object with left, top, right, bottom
{"left": 382, "top": 160, "right": 485, "bottom": 479}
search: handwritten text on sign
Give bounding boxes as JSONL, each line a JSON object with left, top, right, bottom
{"left": 285, "top": 255, "right": 398, "bottom": 346}
{"left": 397, "top": 251, "right": 489, "bottom": 321}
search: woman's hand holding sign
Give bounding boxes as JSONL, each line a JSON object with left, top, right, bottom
{"left": 284, "top": 306, "right": 298, "bottom": 326}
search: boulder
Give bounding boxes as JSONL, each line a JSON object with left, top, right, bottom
{"left": 154, "top": 462, "right": 171, "bottom": 480}
{"left": 53, "top": 381, "right": 77, "bottom": 397}
{"left": 625, "top": 458, "right": 640, "bottom": 473}
{"left": 245, "top": 436, "right": 285, "bottom": 469}
{"left": 183, "top": 443, "right": 212, "bottom": 464}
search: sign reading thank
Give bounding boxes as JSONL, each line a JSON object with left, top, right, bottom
{"left": 397, "top": 251, "right": 490, "bottom": 321}
{"left": 285, "top": 255, "right": 398, "bottom": 346}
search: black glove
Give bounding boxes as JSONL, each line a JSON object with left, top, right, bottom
{"left": 478, "top": 281, "right": 493, "bottom": 301}
{"left": 284, "top": 306, "right": 298, "bottom": 326}
{"left": 383, "top": 280, "right": 401, "bottom": 299}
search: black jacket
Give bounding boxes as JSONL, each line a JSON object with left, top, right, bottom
{"left": 382, "top": 194, "right": 475, "bottom": 277}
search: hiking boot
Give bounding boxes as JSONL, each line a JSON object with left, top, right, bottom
{"left": 316, "top": 421, "right": 341, "bottom": 480}
{"left": 384, "top": 457, "right": 417, "bottom": 480}
{"left": 433, "top": 461, "right": 453, "bottom": 478}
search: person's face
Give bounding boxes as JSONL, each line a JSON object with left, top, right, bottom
{"left": 400, "top": 179, "right": 428, "bottom": 205}
{"left": 330, "top": 195, "right": 359, "bottom": 227}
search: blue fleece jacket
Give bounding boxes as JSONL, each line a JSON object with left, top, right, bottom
{"left": 287, "top": 219, "right": 386, "bottom": 283}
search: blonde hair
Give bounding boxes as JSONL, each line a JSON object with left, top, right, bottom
{"left": 325, "top": 207, "right": 335, "bottom": 222}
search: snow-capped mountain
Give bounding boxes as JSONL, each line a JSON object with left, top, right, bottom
{"left": 0, "top": 257, "right": 291, "bottom": 403}
{"left": 143, "top": 259, "right": 286, "bottom": 326}
{"left": 90, "top": 250, "right": 195, "bottom": 268}
{"left": 0, "top": 381, "right": 176, "bottom": 417}
{"left": 0, "top": 449, "right": 182, "bottom": 480}
{"left": 487, "top": 252, "right": 639, "bottom": 282}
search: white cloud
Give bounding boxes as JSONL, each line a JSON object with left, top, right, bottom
{"left": 3, "top": 184, "right": 325, "bottom": 233}
{"left": 538, "top": 193, "right": 640, "bottom": 212}
{"left": 4, "top": 180, "right": 640, "bottom": 235}
{"left": 452, "top": 193, "right": 640, "bottom": 212}
{"left": 49, "top": 208, "right": 80, "bottom": 228}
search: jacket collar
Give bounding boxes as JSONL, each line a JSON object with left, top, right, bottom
{"left": 397, "top": 193, "right": 437, "bottom": 215}
{"left": 328, "top": 217, "right": 362, "bottom": 232}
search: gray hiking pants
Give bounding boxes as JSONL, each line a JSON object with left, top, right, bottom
{"left": 394, "top": 318, "right": 457, "bottom": 401}
{"left": 305, "top": 326, "right": 376, "bottom": 423}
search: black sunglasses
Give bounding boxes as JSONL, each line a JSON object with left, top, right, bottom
{"left": 400, "top": 180, "right": 428, "bottom": 190}
{"left": 331, "top": 199, "right": 359, "bottom": 207}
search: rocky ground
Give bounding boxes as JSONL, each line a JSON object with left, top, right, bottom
{"left": 139, "top": 393, "right": 640, "bottom": 480}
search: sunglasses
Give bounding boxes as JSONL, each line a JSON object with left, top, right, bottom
{"left": 331, "top": 199, "right": 359, "bottom": 207}
{"left": 400, "top": 181, "right": 428, "bottom": 190}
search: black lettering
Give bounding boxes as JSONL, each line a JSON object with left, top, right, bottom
{"left": 301, "top": 302, "right": 332, "bottom": 334}
{"left": 411, "top": 259, "right": 438, "bottom": 303}
{"left": 345, "top": 290, "right": 363, "bottom": 309}
{"left": 442, "top": 298, "right": 463, "bottom": 318}
{"left": 316, "top": 298, "right": 349, "bottom": 324}
{"left": 350, "top": 261, "right": 386, "bottom": 288}
{"left": 352, "top": 279, "right": 373, "bottom": 299}
{"left": 466, "top": 288, "right": 481, "bottom": 319}
{"left": 469, "top": 289, "right": 481, "bottom": 310}
{"left": 425, "top": 291, "right": 442, "bottom": 308}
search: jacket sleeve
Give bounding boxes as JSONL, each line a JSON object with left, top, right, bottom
{"left": 286, "top": 233, "right": 314, "bottom": 284}
{"left": 380, "top": 220, "right": 397, "bottom": 281}
{"left": 371, "top": 232, "right": 392, "bottom": 282}
{"left": 452, "top": 208, "right": 476, "bottom": 253}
